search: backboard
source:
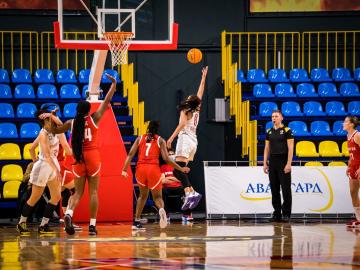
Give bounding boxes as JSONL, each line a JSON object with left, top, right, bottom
{"left": 54, "top": 0, "right": 178, "bottom": 51}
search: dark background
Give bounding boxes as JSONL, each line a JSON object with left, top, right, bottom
{"left": 0, "top": 0, "right": 359, "bottom": 211}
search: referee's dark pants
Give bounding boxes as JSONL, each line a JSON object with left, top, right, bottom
{"left": 269, "top": 154, "right": 292, "bottom": 217}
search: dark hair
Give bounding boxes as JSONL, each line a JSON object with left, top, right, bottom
{"left": 34, "top": 109, "right": 49, "bottom": 127}
{"left": 146, "top": 121, "right": 160, "bottom": 143}
{"left": 72, "top": 100, "right": 91, "bottom": 163}
{"left": 271, "top": 110, "right": 283, "bottom": 117}
{"left": 178, "top": 95, "right": 201, "bottom": 113}
{"left": 347, "top": 116, "right": 359, "bottom": 129}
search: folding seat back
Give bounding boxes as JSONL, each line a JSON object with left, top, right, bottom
{"left": 319, "top": 141, "right": 342, "bottom": 157}
{"left": 274, "top": 83, "right": 296, "bottom": 97}
{"left": 63, "top": 103, "right": 77, "bottom": 118}
{"left": 342, "top": 141, "right": 349, "bottom": 157}
{"left": 281, "top": 101, "right": 303, "bottom": 116}
{"left": 348, "top": 101, "right": 360, "bottom": 116}
{"left": 304, "top": 161, "right": 323, "bottom": 166}
{"left": 0, "top": 69, "right": 9, "bottom": 83}
{"left": 332, "top": 67, "right": 353, "bottom": 82}
{"left": 247, "top": 69, "right": 267, "bottom": 83}
{"left": 318, "top": 83, "right": 339, "bottom": 97}
{"left": 303, "top": 101, "right": 326, "bottom": 116}
{"left": 101, "top": 69, "right": 120, "bottom": 83}
{"left": 1, "top": 164, "right": 23, "bottom": 181}
{"left": 296, "top": 83, "right": 317, "bottom": 97}
{"left": 37, "top": 84, "right": 58, "bottom": 99}
{"left": 12, "top": 68, "right": 32, "bottom": 83}
{"left": 253, "top": 84, "right": 274, "bottom": 97}
{"left": 20, "top": 123, "right": 40, "bottom": 138}
{"left": 2, "top": 181, "right": 22, "bottom": 199}
{"left": 289, "top": 68, "right": 310, "bottom": 82}
{"left": 0, "top": 103, "right": 14, "bottom": 118}
{"left": 333, "top": 121, "right": 347, "bottom": 136}
{"left": 326, "top": 101, "right": 347, "bottom": 116}
{"left": 311, "top": 68, "right": 331, "bottom": 82}
{"left": 23, "top": 143, "right": 39, "bottom": 160}
{"left": 288, "top": 121, "right": 310, "bottom": 136}
{"left": 237, "top": 70, "right": 247, "bottom": 83}
{"left": 259, "top": 102, "right": 278, "bottom": 117}
{"left": 296, "top": 141, "right": 319, "bottom": 157}
{"left": 0, "top": 143, "right": 21, "bottom": 160}
{"left": 34, "top": 69, "right": 55, "bottom": 83}
{"left": 328, "top": 161, "right": 347, "bottom": 166}
{"left": 17, "top": 103, "right": 37, "bottom": 118}
{"left": 310, "top": 121, "right": 332, "bottom": 136}
{"left": 60, "top": 84, "right": 81, "bottom": 99}
{"left": 14, "top": 84, "right": 35, "bottom": 99}
{"left": 0, "top": 84, "right": 12, "bottom": 98}
{"left": 340, "top": 82, "right": 360, "bottom": 96}
{"left": 268, "top": 68, "right": 288, "bottom": 82}
{"left": 265, "top": 121, "right": 273, "bottom": 131}
{"left": 0, "top": 123, "right": 18, "bottom": 138}
{"left": 78, "top": 69, "right": 90, "bottom": 83}
{"left": 354, "top": 68, "right": 360, "bottom": 81}
{"left": 56, "top": 69, "right": 77, "bottom": 83}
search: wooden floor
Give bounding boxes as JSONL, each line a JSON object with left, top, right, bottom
{"left": 1, "top": 220, "right": 360, "bottom": 269}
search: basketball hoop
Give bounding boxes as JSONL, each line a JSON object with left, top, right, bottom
{"left": 103, "top": 32, "right": 134, "bottom": 66}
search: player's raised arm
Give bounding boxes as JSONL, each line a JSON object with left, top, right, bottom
{"left": 51, "top": 119, "right": 72, "bottom": 134}
{"left": 121, "top": 136, "right": 141, "bottom": 178}
{"left": 196, "top": 66, "right": 208, "bottom": 100}
{"left": 167, "top": 110, "right": 187, "bottom": 149}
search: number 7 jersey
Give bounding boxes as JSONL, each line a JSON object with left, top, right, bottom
{"left": 137, "top": 134, "right": 161, "bottom": 166}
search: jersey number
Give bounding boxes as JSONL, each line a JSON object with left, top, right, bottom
{"left": 145, "top": 143, "right": 152, "bottom": 156}
{"left": 84, "top": 128, "right": 92, "bottom": 142}
{"left": 194, "top": 113, "right": 199, "bottom": 127}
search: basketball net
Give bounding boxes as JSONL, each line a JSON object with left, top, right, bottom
{"left": 103, "top": 32, "right": 134, "bottom": 66}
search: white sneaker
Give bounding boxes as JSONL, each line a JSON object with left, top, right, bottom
{"left": 159, "top": 208, "right": 167, "bottom": 229}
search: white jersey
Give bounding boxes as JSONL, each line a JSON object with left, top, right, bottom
{"left": 38, "top": 129, "right": 59, "bottom": 161}
{"left": 179, "top": 111, "right": 199, "bottom": 141}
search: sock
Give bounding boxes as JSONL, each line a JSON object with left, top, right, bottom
{"left": 19, "top": 215, "right": 28, "bottom": 224}
{"left": 173, "top": 162, "right": 192, "bottom": 188}
{"left": 355, "top": 207, "right": 360, "bottom": 221}
{"left": 19, "top": 203, "right": 34, "bottom": 224}
{"left": 134, "top": 218, "right": 141, "bottom": 222}
{"left": 40, "top": 217, "right": 50, "bottom": 227}
{"left": 90, "top": 218, "right": 96, "bottom": 226}
{"left": 61, "top": 189, "right": 71, "bottom": 208}
{"left": 65, "top": 209, "right": 74, "bottom": 217}
{"left": 159, "top": 208, "right": 165, "bottom": 213}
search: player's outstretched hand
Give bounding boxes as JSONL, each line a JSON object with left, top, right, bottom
{"left": 105, "top": 73, "right": 117, "bottom": 84}
{"left": 39, "top": 113, "right": 52, "bottom": 120}
{"left": 182, "top": 167, "right": 190, "bottom": 173}
{"left": 166, "top": 139, "right": 172, "bottom": 150}
{"left": 121, "top": 170, "right": 129, "bottom": 178}
{"left": 202, "top": 66, "right": 208, "bottom": 78}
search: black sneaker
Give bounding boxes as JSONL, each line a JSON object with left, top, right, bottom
{"left": 64, "top": 214, "right": 75, "bottom": 235}
{"left": 38, "top": 224, "right": 55, "bottom": 235}
{"left": 270, "top": 215, "right": 282, "bottom": 222}
{"left": 132, "top": 221, "right": 145, "bottom": 230}
{"left": 16, "top": 222, "right": 30, "bottom": 235}
{"left": 282, "top": 216, "right": 291, "bottom": 223}
{"left": 89, "top": 225, "right": 97, "bottom": 236}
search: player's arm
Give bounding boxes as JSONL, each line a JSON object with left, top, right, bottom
{"left": 263, "top": 133, "right": 270, "bottom": 174}
{"left": 121, "top": 136, "right": 141, "bottom": 178}
{"left": 92, "top": 74, "right": 117, "bottom": 125}
{"left": 51, "top": 120, "right": 72, "bottom": 134}
{"left": 58, "top": 133, "right": 73, "bottom": 156}
{"left": 38, "top": 131, "right": 61, "bottom": 182}
{"left": 284, "top": 128, "right": 294, "bottom": 173}
{"left": 29, "top": 135, "right": 40, "bottom": 162}
{"left": 196, "top": 66, "right": 208, "bottom": 100}
{"left": 160, "top": 138, "right": 190, "bottom": 173}
{"left": 354, "top": 132, "right": 360, "bottom": 146}
{"left": 166, "top": 110, "right": 187, "bottom": 149}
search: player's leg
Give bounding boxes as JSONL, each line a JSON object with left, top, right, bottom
{"left": 133, "top": 185, "right": 149, "bottom": 230}
{"left": 348, "top": 177, "right": 360, "bottom": 227}
{"left": 279, "top": 157, "right": 292, "bottom": 221}
{"left": 269, "top": 159, "right": 282, "bottom": 221}
{"left": 87, "top": 175, "right": 100, "bottom": 235}
{"left": 151, "top": 188, "right": 167, "bottom": 229}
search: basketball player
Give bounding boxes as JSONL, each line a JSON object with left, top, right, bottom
{"left": 50, "top": 73, "right": 117, "bottom": 236}
{"left": 16, "top": 109, "right": 72, "bottom": 235}
{"left": 121, "top": 121, "right": 190, "bottom": 230}
{"left": 167, "top": 66, "right": 208, "bottom": 210}
{"left": 343, "top": 116, "right": 360, "bottom": 227}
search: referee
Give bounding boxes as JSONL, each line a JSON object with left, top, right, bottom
{"left": 263, "top": 110, "right": 294, "bottom": 222}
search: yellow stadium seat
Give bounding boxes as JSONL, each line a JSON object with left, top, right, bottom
{"left": 328, "top": 161, "right": 347, "bottom": 166}
{"left": 0, "top": 143, "right": 21, "bottom": 160}
{"left": 342, "top": 141, "right": 349, "bottom": 157}
{"left": 304, "top": 161, "right": 323, "bottom": 166}
{"left": 1, "top": 164, "right": 23, "bottom": 182}
{"left": 319, "top": 141, "right": 342, "bottom": 157}
{"left": 296, "top": 141, "right": 319, "bottom": 157}
{"left": 2, "top": 181, "right": 21, "bottom": 199}
{"left": 23, "top": 143, "right": 38, "bottom": 160}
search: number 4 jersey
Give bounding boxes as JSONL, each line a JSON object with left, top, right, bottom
{"left": 82, "top": 115, "right": 98, "bottom": 150}
{"left": 137, "top": 134, "right": 161, "bottom": 166}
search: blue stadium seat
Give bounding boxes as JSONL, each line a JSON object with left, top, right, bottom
{"left": 333, "top": 121, "right": 347, "bottom": 136}
{"left": 63, "top": 103, "right": 77, "bottom": 118}
{"left": 14, "top": 84, "right": 35, "bottom": 99}
{"left": 274, "top": 83, "right": 296, "bottom": 98}
{"left": 0, "top": 103, "right": 14, "bottom": 118}
{"left": 318, "top": 83, "right": 339, "bottom": 97}
{"left": 259, "top": 102, "right": 278, "bottom": 117}
{"left": 12, "top": 69, "right": 32, "bottom": 83}
{"left": 282, "top": 101, "right": 303, "bottom": 117}
{"left": 265, "top": 121, "right": 273, "bottom": 131}
{"left": 332, "top": 67, "right": 353, "bottom": 82}
{"left": 268, "top": 69, "right": 288, "bottom": 83}
{"left": 56, "top": 69, "right": 77, "bottom": 83}
{"left": 82, "top": 85, "right": 89, "bottom": 98}
{"left": 20, "top": 123, "right": 40, "bottom": 138}
{"left": 237, "top": 70, "right": 247, "bottom": 83}
{"left": 354, "top": 68, "right": 360, "bottom": 82}
{"left": 0, "top": 123, "right": 18, "bottom": 138}
{"left": 0, "top": 69, "right": 9, "bottom": 83}
{"left": 348, "top": 101, "right": 360, "bottom": 116}
{"left": 311, "top": 68, "right": 332, "bottom": 82}
{"left": 310, "top": 121, "right": 333, "bottom": 136}
{"left": 289, "top": 68, "right": 310, "bottom": 82}
{"left": 78, "top": 69, "right": 90, "bottom": 83}
{"left": 326, "top": 101, "right": 347, "bottom": 116}
{"left": 247, "top": 69, "right": 268, "bottom": 83}
{"left": 17, "top": 103, "right": 37, "bottom": 118}
{"left": 303, "top": 101, "right": 326, "bottom": 116}
{"left": 340, "top": 83, "right": 360, "bottom": 97}
{"left": 288, "top": 121, "right": 310, "bottom": 136}
{"left": 296, "top": 83, "right": 317, "bottom": 97}
{"left": 37, "top": 84, "right": 58, "bottom": 99}
{"left": 253, "top": 84, "right": 274, "bottom": 98}
{"left": 60, "top": 84, "right": 81, "bottom": 99}
{"left": 0, "top": 84, "right": 12, "bottom": 99}
{"left": 101, "top": 69, "right": 121, "bottom": 83}
{"left": 34, "top": 69, "right": 55, "bottom": 83}
{"left": 40, "top": 103, "right": 61, "bottom": 117}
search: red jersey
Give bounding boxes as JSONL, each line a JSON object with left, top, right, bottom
{"left": 348, "top": 131, "right": 360, "bottom": 165}
{"left": 137, "top": 134, "right": 161, "bottom": 166}
{"left": 161, "top": 164, "right": 182, "bottom": 188}
{"left": 57, "top": 144, "right": 65, "bottom": 162}
{"left": 72, "top": 115, "right": 98, "bottom": 151}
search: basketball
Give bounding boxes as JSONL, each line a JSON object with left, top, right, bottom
{"left": 187, "top": 48, "right": 202, "bottom": 64}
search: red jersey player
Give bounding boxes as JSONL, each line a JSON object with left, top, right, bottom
{"left": 343, "top": 116, "right": 360, "bottom": 228}
{"left": 121, "top": 121, "right": 190, "bottom": 230}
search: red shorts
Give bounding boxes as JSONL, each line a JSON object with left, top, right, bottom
{"left": 60, "top": 161, "right": 74, "bottom": 186}
{"left": 72, "top": 149, "right": 101, "bottom": 178}
{"left": 347, "top": 163, "right": 360, "bottom": 180}
{"left": 135, "top": 164, "right": 162, "bottom": 190}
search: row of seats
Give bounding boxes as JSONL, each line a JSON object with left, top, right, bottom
{"left": 238, "top": 67, "right": 360, "bottom": 83}
{"left": 0, "top": 83, "right": 95, "bottom": 99}
{"left": 259, "top": 101, "right": 359, "bottom": 117}
{"left": 0, "top": 102, "right": 76, "bottom": 118}
{"left": 0, "top": 143, "right": 37, "bottom": 160}
{"left": 0, "top": 123, "right": 40, "bottom": 138}
{"left": 253, "top": 82, "right": 359, "bottom": 98}
{"left": 304, "top": 161, "right": 346, "bottom": 166}
{"left": 266, "top": 120, "right": 348, "bottom": 136}
{"left": 296, "top": 141, "right": 348, "bottom": 157}
{"left": 0, "top": 68, "right": 120, "bottom": 84}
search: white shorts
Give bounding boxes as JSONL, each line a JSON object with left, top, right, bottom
{"left": 175, "top": 134, "right": 198, "bottom": 161}
{"left": 29, "top": 159, "right": 60, "bottom": 187}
